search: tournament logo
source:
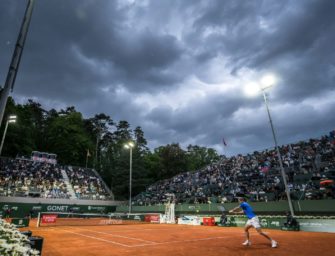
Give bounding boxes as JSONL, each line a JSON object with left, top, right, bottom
{"left": 47, "top": 205, "right": 69, "bottom": 212}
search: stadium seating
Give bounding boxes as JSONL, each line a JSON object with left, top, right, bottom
{"left": 0, "top": 158, "right": 69, "bottom": 199}
{"left": 65, "top": 166, "right": 111, "bottom": 200}
{"left": 133, "top": 132, "right": 335, "bottom": 205}
{"left": 0, "top": 158, "right": 112, "bottom": 200}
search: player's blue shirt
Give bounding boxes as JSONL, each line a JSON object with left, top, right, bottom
{"left": 240, "top": 202, "right": 256, "bottom": 219}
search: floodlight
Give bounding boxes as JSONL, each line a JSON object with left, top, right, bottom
{"left": 260, "top": 74, "right": 276, "bottom": 88}
{"left": 244, "top": 82, "right": 260, "bottom": 97}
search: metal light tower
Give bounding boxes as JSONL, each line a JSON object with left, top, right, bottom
{"left": 124, "top": 141, "right": 135, "bottom": 214}
{"left": 0, "top": 115, "right": 17, "bottom": 156}
{"left": 0, "top": 0, "right": 35, "bottom": 128}
{"left": 245, "top": 75, "right": 295, "bottom": 216}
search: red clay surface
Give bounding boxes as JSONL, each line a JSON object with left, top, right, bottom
{"left": 21, "top": 221, "right": 335, "bottom": 256}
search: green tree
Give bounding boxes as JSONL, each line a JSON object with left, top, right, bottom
{"left": 134, "top": 126, "right": 149, "bottom": 155}
{"left": 186, "top": 145, "right": 220, "bottom": 171}
{"left": 155, "top": 143, "right": 188, "bottom": 179}
{"left": 45, "top": 110, "right": 93, "bottom": 165}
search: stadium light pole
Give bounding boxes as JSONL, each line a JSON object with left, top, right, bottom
{"left": 0, "top": 115, "right": 17, "bottom": 156}
{"left": 244, "top": 75, "right": 295, "bottom": 216}
{"left": 124, "top": 141, "right": 135, "bottom": 214}
{"left": 0, "top": 0, "right": 35, "bottom": 130}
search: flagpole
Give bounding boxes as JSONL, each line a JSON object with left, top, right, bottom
{"left": 86, "top": 154, "right": 88, "bottom": 168}
{"left": 222, "top": 138, "right": 228, "bottom": 158}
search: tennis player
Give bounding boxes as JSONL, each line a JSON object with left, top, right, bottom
{"left": 229, "top": 197, "right": 278, "bottom": 248}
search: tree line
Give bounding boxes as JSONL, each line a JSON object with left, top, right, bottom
{"left": 2, "top": 98, "right": 220, "bottom": 199}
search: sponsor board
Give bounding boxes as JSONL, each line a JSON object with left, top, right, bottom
{"left": 270, "top": 221, "right": 280, "bottom": 227}
{"left": 145, "top": 214, "right": 160, "bottom": 223}
{"left": 2, "top": 205, "right": 18, "bottom": 211}
{"left": 227, "top": 217, "right": 284, "bottom": 229}
{"left": 133, "top": 215, "right": 142, "bottom": 221}
{"left": 32, "top": 206, "right": 42, "bottom": 211}
{"left": 70, "top": 206, "right": 81, "bottom": 212}
{"left": 298, "top": 219, "right": 335, "bottom": 233}
{"left": 88, "top": 206, "right": 106, "bottom": 211}
{"left": 260, "top": 218, "right": 268, "bottom": 227}
{"left": 178, "top": 216, "right": 201, "bottom": 225}
{"left": 99, "top": 219, "right": 123, "bottom": 225}
{"left": 203, "top": 217, "right": 215, "bottom": 226}
{"left": 41, "top": 214, "right": 58, "bottom": 224}
{"left": 11, "top": 218, "right": 30, "bottom": 228}
{"left": 46, "top": 205, "right": 69, "bottom": 212}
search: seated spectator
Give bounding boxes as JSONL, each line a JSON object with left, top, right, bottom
{"left": 133, "top": 131, "right": 335, "bottom": 205}
{"left": 220, "top": 212, "right": 228, "bottom": 226}
{"left": 284, "top": 212, "right": 299, "bottom": 228}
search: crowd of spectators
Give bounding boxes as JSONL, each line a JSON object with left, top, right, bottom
{"left": 0, "top": 158, "right": 69, "bottom": 198}
{"left": 133, "top": 131, "right": 335, "bottom": 206}
{"left": 65, "top": 167, "right": 111, "bottom": 200}
{"left": 0, "top": 159, "right": 112, "bottom": 200}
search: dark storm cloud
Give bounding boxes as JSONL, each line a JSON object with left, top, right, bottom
{"left": 0, "top": 0, "right": 334, "bottom": 156}
{"left": 189, "top": 0, "right": 335, "bottom": 100}
{"left": 1, "top": 0, "right": 183, "bottom": 101}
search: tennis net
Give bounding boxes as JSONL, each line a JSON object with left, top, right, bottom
{"left": 36, "top": 212, "right": 152, "bottom": 227}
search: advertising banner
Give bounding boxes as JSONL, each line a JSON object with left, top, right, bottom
{"left": 203, "top": 217, "right": 215, "bottom": 226}
{"left": 225, "top": 216, "right": 335, "bottom": 233}
{"left": 178, "top": 216, "right": 201, "bottom": 225}
{"left": 145, "top": 214, "right": 160, "bottom": 223}
{"left": 41, "top": 214, "right": 58, "bottom": 224}
{"left": 11, "top": 218, "right": 30, "bottom": 228}
{"left": 297, "top": 218, "right": 335, "bottom": 233}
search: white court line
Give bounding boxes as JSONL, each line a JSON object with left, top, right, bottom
{"left": 131, "top": 236, "right": 231, "bottom": 247}
{"left": 61, "top": 229, "right": 132, "bottom": 247}
{"left": 36, "top": 227, "right": 242, "bottom": 249}
{"left": 69, "top": 227, "right": 157, "bottom": 244}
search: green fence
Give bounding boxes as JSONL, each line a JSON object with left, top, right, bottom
{"left": 0, "top": 202, "right": 116, "bottom": 218}
{"left": 221, "top": 216, "right": 335, "bottom": 233}
{"left": 117, "top": 200, "right": 335, "bottom": 214}
{"left": 223, "top": 216, "right": 284, "bottom": 229}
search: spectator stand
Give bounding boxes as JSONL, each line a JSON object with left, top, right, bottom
{"left": 133, "top": 131, "right": 335, "bottom": 206}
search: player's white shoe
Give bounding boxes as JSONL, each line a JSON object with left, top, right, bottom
{"left": 242, "top": 240, "right": 251, "bottom": 246}
{"left": 271, "top": 240, "right": 278, "bottom": 248}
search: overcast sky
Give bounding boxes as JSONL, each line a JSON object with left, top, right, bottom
{"left": 0, "top": 0, "right": 334, "bottom": 156}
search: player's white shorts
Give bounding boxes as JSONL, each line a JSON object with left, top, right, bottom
{"left": 246, "top": 216, "right": 261, "bottom": 229}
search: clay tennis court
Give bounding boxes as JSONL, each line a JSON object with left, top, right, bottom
{"left": 20, "top": 221, "right": 335, "bottom": 256}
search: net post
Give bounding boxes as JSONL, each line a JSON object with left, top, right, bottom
{"left": 37, "top": 212, "right": 41, "bottom": 227}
